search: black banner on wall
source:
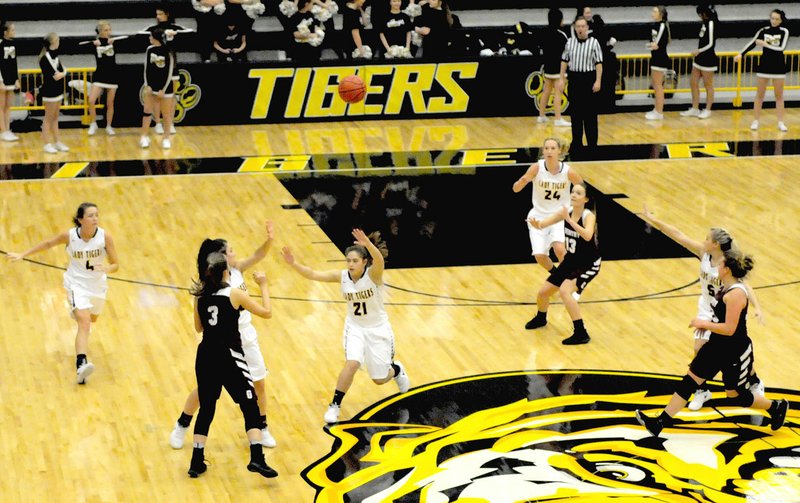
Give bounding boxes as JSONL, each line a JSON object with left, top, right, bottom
{"left": 111, "top": 57, "right": 558, "bottom": 126}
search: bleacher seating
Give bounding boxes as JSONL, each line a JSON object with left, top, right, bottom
{"left": 3, "top": 0, "right": 798, "bottom": 69}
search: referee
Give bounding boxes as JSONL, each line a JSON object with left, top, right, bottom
{"left": 561, "top": 18, "right": 603, "bottom": 153}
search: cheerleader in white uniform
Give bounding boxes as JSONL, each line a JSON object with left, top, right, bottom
{"left": 734, "top": 9, "right": 790, "bottom": 132}
{"left": 281, "top": 228, "right": 410, "bottom": 424}
{"left": 7, "top": 203, "right": 119, "bottom": 384}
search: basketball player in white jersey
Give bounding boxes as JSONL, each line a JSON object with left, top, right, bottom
{"left": 7, "top": 202, "right": 119, "bottom": 384}
{"left": 281, "top": 228, "right": 410, "bottom": 424}
{"left": 169, "top": 221, "right": 278, "bottom": 450}
{"left": 642, "top": 205, "right": 764, "bottom": 410}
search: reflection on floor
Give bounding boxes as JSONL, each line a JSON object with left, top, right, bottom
{"left": 303, "top": 370, "right": 800, "bottom": 503}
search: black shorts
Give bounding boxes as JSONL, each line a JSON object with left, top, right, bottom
{"left": 547, "top": 255, "right": 601, "bottom": 291}
{"left": 689, "top": 336, "right": 754, "bottom": 389}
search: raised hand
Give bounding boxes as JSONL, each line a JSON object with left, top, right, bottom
{"left": 265, "top": 220, "right": 274, "bottom": 241}
{"left": 352, "top": 228, "right": 370, "bottom": 247}
{"left": 252, "top": 271, "right": 267, "bottom": 284}
{"left": 6, "top": 252, "right": 24, "bottom": 261}
{"left": 280, "top": 246, "right": 295, "bottom": 265}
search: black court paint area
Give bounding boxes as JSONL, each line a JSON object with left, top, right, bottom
{"left": 277, "top": 169, "right": 692, "bottom": 268}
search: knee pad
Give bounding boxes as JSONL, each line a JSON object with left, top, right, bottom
{"left": 727, "top": 388, "right": 755, "bottom": 407}
{"left": 675, "top": 375, "right": 697, "bottom": 401}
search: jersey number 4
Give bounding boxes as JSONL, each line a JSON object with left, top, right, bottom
{"left": 85, "top": 260, "right": 94, "bottom": 271}
{"left": 353, "top": 302, "right": 368, "bottom": 316}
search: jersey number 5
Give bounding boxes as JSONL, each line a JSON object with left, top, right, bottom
{"left": 207, "top": 306, "right": 219, "bottom": 326}
{"left": 353, "top": 302, "right": 368, "bottom": 316}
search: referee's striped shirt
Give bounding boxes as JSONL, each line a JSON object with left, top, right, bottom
{"left": 562, "top": 36, "right": 603, "bottom": 72}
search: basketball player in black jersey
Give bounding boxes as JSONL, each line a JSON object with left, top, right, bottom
{"left": 635, "top": 249, "right": 789, "bottom": 437}
{"left": 188, "top": 252, "right": 278, "bottom": 479}
{"left": 526, "top": 182, "right": 600, "bottom": 345}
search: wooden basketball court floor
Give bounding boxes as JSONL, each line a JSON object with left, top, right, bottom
{"left": 0, "top": 109, "right": 798, "bottom": 502}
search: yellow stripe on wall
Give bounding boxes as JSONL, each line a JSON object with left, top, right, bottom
{"left": 51, "top": 162, "right": 89, "bottom": 178}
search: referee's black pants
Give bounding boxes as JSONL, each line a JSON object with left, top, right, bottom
{"left": 567, "top": 71, "right": 599, "bottom": 149}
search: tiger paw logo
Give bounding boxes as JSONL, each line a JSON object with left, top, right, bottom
{"left": 138, "top": 69, "right": 201, "bottom": 124}
{"left": 525, "top": 70, "right": 570, "bottom": 114}
{"left": 302, "top": 370, "right": 799, "bottom": 502}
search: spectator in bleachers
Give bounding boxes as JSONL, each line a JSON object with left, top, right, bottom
{"left": 561, "top": 17, "right": 603, "bottom": 154}
{"left": 536, "top": 8, "right": 569, "bottom": 127}
{"left": 590, "top": 14, "right": 617, "bottom": 113}
{"left": 343, "top": 0, "right": 372, "bottom": 59}
{"left": 214, "top": 13, "right": 248, "bottom": 62}
{"left": 571, "top": 7, "right": 593, "bottom": 37}
{"left": 290, "top": 0, "right": 325, "bottom": 64}
{"left": 413, "top": 0, "right": 450, "bottom": 60}
{"left": 735, "top": 9, "right": 790, "bottom": 132}
{"left": 681, "top": 4, "right": 718, "bottom": 120}
{"left": 646, "top": 6, "right": 671, "bottom": 121}
{"left": 0, "top": 21, "right": 20, "bottom": 142}
{"left": 86, "top": 21, "right": 121, "bottom": 136}
{"left": 379, "top": 0, "right": 412, "bottom": 59}
{"left": 39, "top": 33, "right": 69, "bottom": 154}
{"left": 191, "top": 0, "right": 225, "bottom": 63}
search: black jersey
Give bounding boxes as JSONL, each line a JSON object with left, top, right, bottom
{"left": 740, "top": 25, "right": 789, "bottom": 77}
{"left": 708, "top": 283, "right": 748, "bottom": 343}
{"left": 144, "top": 44, "right": 174, "bottom": 92}
{"left": 538, "top": 27, "right": 568, "bottom": 76}
{"left": 694, "top": 19, "right": 718, "bottom": 70}
{"left": 649, "top": 21, "right": 670, "bottom": 70}
{"left": 92, "top": 38, "right": 119, "bottom": 87}
{"left": 382, "top": 11, "right": 412, "bottom": 47}
{"left": 217, "top": 25, "right": 244, "bottom": 50}
{"left": 415, "top": 6, "right": 449, "bottom": 59}
{"left": 564, "top": 208, "right": 599, "bottom": 263}
{"left": 197, "top": 287, "right": 244, "bottom": 352}
{"left": 0, "top": 39, "right": 18, "bottom": 86}
{"left": 39, "top": 49, "right": 65, "bottom": 99}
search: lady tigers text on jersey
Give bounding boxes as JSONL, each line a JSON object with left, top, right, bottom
{"left": 344, "top": 288, "right": 375, "bottom": 301}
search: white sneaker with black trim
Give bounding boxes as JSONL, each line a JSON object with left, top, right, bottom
{"left": 76, "top": 361, "right": 95, "bottom": 384}
{"left": 324, "top": 403, "right": 341, "bottom": 424}
{"left": 687, "top": 389, "right": 712, "bottom": 411}
{"left": 169, "top": 423, "right": 188, "bottom": 449}
{"left": 394, "top": 361, "right": 410, "bottom": 393}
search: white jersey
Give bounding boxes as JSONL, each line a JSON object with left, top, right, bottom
{"left": 698, "top": 253, "right": 723, "bottom": 315}
{"left": 64, "top": 226, "right": 107, "bottom": 284}
{"left": 342, "top": 268, "right": 388, "bottom": 328}
{"left": 229, "top": 268, "right": 256, "bottom": 340}
{"left": 531, "top": 160, "right": 571, "bottom": 217}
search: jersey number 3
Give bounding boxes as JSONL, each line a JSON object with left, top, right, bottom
{"left": 207, "top": 306, "right": 219, "bottom": 326}
{"left": 353, "top": 302, "right": 368, "bottom": 316}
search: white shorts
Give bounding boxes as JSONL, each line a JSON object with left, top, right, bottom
{"left": 240, "top": 325, "right": 268, "bottom": 381}
{"left": 527, "top": 209, "right": 565, "bottom": 256}
{"left": 64, "top": 277, "right": 107, "bottom": 315}
{"left": 343, "top": 319, "right": 395, "bottom": 379}
{"left": 693, "top": 309, "right": 713, "bottom": 340}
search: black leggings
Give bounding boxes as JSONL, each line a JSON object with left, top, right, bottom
{"left": 193, "top": 342, "right": 261, "bottom": 436}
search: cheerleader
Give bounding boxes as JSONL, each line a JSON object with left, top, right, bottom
{"left": 343, "top": 0, "right": 370, "bottom": 59}
{"left": 379, "top": 0, "right": 412, "bottom": 59}
{"left": 39, "top": 33, "right": 69, "bottom": 154}
{"left": 734, "top": 9, "right": 790, "bottom": 132}
{"left": 140, "top": 27, "right": 175, "bottom": 150}
{"left": 645, "top": 6, "right": 670, "bottom": 120}
{"left": 7, "top": 203, "right": 119, "bottom": 384}
{"left": 139, "top": 4, "right": 192, "bottom": 135}
{"left": 681, "top": 5, "right": 718, "bottom": 119}
{"left": 87, "top": 21, "right": 123, "bottom": 136}
{"left": 536, "top": 9, "right": 569, "bottom": 126}
{"left": 0, "top": 21, "right": 19, "bottom": 142}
